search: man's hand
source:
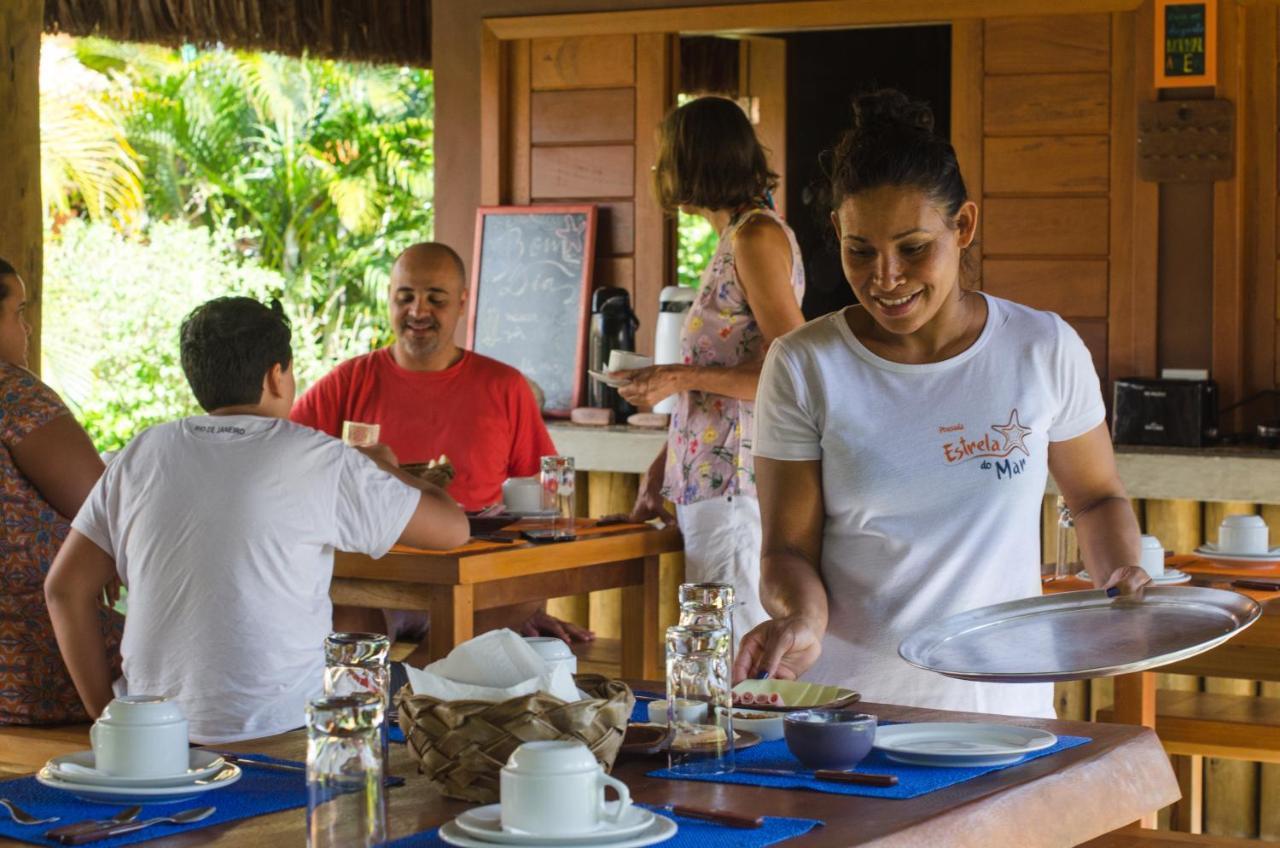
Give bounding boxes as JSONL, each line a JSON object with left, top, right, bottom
{"left": 520, "top": 609, "right": 595, "bottom": 643}
{"left": 356, "top": 443, "right": 400, "bottom": 469}
{"left": 615, "top": 365, "right": 688, "bottom": 408}
{"left": 733, "top": 616, "right": 824, "bottom": 683}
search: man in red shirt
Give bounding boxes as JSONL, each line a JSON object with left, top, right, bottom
{"left": 292, "top": 242, "right": 591, "bottom": 650}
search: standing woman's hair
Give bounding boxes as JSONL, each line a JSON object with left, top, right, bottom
{"left": 0, "top": 258, "right": 14, "bottom": 301}
{"left": 653, "top": 96, "right": 778, "bottom": 213}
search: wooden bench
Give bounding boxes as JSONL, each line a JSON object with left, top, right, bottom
{"left": 0, "top": 723, "right": 90, "bottom": 774}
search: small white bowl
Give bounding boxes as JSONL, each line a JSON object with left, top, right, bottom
{"left": 730, "top": 709, "right": 784, "bottom": 741}
{"left": 646, "top": 699, "right": 707, "bottom": 725}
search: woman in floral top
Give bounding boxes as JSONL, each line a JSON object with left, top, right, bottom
{"left": 0, "top": 258, "right": 121, "bottom": 723}
{"left": 616, "top": 97, "right": 806, "bottom": 636}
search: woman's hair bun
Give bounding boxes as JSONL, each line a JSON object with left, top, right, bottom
{"left": 850, "top": 89, "right": 935, "bottom": 135}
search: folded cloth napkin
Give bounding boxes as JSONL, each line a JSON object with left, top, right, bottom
{"left": 403, "top": 629, "right": 579, "bottom": 703}
{"left": 0, "top": 753, "right": 307, "bottom": 847}
{"left": 648, "top": 735, "right": 1091, "bottom": 800}
{"left": 378, "top": 806, "right": 823, "bottom": 848}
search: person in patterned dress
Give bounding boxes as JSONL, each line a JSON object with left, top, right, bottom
{"left": 0, "top": 257, "right": 121, "bottom": 723}
{"left": 614, "top": 97, "right": 807, "bottom": 637}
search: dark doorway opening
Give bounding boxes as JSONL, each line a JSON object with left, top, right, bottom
{"left": 783, "top": 26, "right": 952, "bottom": 319}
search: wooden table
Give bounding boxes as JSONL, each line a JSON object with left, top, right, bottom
{"left": 7, "top": 694, "right": 1175, "bottom": 847}
{"left": 332, "top": 520, "right": 681, "bottom": 679}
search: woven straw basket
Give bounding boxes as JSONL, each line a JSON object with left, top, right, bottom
{"left": 395, "top": 674, "right": 634, "bottom": 802}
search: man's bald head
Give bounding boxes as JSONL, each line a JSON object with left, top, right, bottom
{"left": 391, "top": 242, "right": 467, "bottom": 294}
{"left": 388, "top": 242, "right": 469, "bottom": 369}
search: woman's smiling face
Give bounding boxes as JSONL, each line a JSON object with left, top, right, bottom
{"left": 832, "top": 185, "right": 976, "bottom": 337}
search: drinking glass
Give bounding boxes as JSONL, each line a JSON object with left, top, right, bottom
{"left": 341, "top": 421, "right": 380, "bottom": 447}
{"left": 540, "top": 455, "right": 576, "bottom": 539}
{"left": 1054, "top": 497, "right": 1081, "bottom": 581}
{"left": 324, "top": 632, "right": 391, "bottom": 778}
{"left": 678, "top": 582, "right": 736, "bottom": 668}
{"left": 306, "top": 693, "right": 386, "bottom": 848}
{"left": 665, "top": 624, "right": 735, "bottom": 776}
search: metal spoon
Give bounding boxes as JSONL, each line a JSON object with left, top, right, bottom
{"left": 0, "top": 798, "right": 59, "bottom": 825}
{"left": 56, "top": 806, "right": 215, "bottom": 844}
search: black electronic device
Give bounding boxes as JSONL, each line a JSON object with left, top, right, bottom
{"left": 1112, "top": 377, "right": 1218, "bottom": 447}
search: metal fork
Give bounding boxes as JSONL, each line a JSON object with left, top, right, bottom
{"left": 0, "top": 798, "right": 59, "bottom": 825}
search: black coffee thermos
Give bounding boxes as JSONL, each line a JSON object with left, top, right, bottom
{"left": 587, "top": 287, "right": 640, "bottom": 419}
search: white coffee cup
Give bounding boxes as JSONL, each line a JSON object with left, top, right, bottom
{"left": 1139, "top": 535, "right": 1166, "bottom": 579}
{"left": 91, "top": 695, "right": 190, "bottom": 778}
{"left": 607, "top": 350, "right": 653, "bottom": 373}
{"left": 500, "top": 741, "right": 631, "bottom": 836}
{"left": 1219, "top": 514, "right": 1270, "bottom": 555}
{"left": 523, "top": 636, "right": 578, "bottom": 676}
{"left": 502, "top": 476, "right": 543, "bottom": 513}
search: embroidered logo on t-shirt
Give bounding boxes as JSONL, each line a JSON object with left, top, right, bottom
{"left": 940, "top": 409, "right": 1032, "bottom": 478}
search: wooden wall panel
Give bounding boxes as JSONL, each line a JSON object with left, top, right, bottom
{"left": 984, "top": 15, "right": 1111, "bottom": 74}
{"left": 531, "top": 35, "right": 636, "bottom": 90}
{"left": 983, "top": 197, "right": 1110, "bottom": 255}
{"left": 509, "top": 40, "right": 532, "bottom": 205}
{"left": 596, "top": 256, "right": 635, "bottom": 291}
{"left": 1067, "top": 317, "right": 1108, "bottom": 381}
{"left": 531, "top": 145, "right": 635, "bottom": 198}
{"left": 983, "top": 136, "right": 1109, "bottom": 195}
{"left": 982, "top": 259, "right": 1108, "bottom": 317}
{"left": 984, "top": 74, "right": 1110, "bottom": 135}
{"left": 632, "top": 32, "right": 675, "bottom": 358}
{"left": 953, "top": 20, "right": 985, "bottom": 285}
{"left": 597, "top": 202, "right": 635, "bottom": 256}
{"left": 531, "top": 88, "right": 636, "bottom": 143}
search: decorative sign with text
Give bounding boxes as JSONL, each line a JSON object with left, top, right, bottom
{"left": 1155, "top": 0, "right": 1216, "bottom": 88}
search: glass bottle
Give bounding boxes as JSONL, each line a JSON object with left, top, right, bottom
{"left": 540, "top": 455, "right": 576, "bottom": 539}
{"left": 306, "top": 693, "right": 386, "bottom": 848}
{"left": 1055, "top": 497, "right": 1081, "bottom": 581}
{"left": 665, "top": 624, "right": 735, "bottom": 776}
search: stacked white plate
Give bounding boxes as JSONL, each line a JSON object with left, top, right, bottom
{"left": 438, "top": 802, "right": 677, "bottom": 848}
{"left": 36, "top": 750, "right": 240, "bottom": 804}
{"left": 1076, "top": 568, "right": 1191, "bottom": 585}
{"left": 874, "top": 723, "right": 1058, "bottom": 767}
{"left": 1194, "top": 542, "right": 1280, "bottom": 566}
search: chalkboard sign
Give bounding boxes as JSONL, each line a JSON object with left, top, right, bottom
{"left": 1155, "top": 0, "right": 1216, "bottom": 88}
{"left": 466, "top": 205, "right": 597, "bottom": 417}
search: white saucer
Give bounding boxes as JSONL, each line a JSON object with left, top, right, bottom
{"left": 440, "top": 815, "right": 675, "bottom": 848}
{"left": 874, "top": 722, "right": 1057, "bottom": 767}
{"left": 588, "top": 370, "right": 632, "bottom": 389}
{"left": 1075, "top": 568, "right": 1191, "bottom": 585}
{"left": 455, "top": 802, "right": 654, "bottom": 845}
{"left": 46, "top": 749, "right": 226, "bottom": 788}
{"left": 36, "top": 763, "right": 241, "bottom": 804}
{"left": 1194, "top": 543, "right": 1280, "bottom": 566}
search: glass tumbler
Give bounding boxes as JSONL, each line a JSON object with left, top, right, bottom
{"left": 306, "top": 693, "right": 386, "bottom": 848}
{"left": 677, "top": 582, "right": 736, "bottom": 668}
{"left": 540, "top": 455, "right": 576, "bottom": 539}
{"left": 665, "top": 624, "right": 735, "bottom": 776}
{"left": 324, "top": 632, "right": 391, "bottom": 777}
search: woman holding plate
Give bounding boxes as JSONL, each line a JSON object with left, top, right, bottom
{"left": 733, "top": 91, "right": 1147, "bottom": 717}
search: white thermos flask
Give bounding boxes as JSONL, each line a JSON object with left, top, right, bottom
{"left": 653, "top": 286, "right": 697, "bottom": 414}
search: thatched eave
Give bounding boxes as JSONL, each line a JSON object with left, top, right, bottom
{"left": 43, "top": 0, "right": 431, "bottom": 67}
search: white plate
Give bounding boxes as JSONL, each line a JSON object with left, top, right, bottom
{"left": 729, "top": 710, "right": 785, "bottom": 741}
{"left": 440, "top": 814, "right": 675, "bottom": 848}
{"left": 455, "top": 802, "right": 653, "bottom": 845}
{"left": 1194, "top": 544, "right": 1280, "bottom": 566}
{"left": 731, "top": 679, "right": 858, "bottom": 712}
{"left": 46, "top": 749, "right": 226, "bottom": 788}
{"left": 1075, "top": 568, "right": 1191, "bottom": 586}
{"left": 36, "top": 763, "right": 241, "bottom": 804}
{"left": 588, "top": 370, "right": 632, "bottom": 389}
{"left": 874, "top": 723, "right": 1057, "bottom": 767}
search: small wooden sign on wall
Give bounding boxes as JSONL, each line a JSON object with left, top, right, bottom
{"left": 1155, "top": 0, "right": 1216, "bottom": 88}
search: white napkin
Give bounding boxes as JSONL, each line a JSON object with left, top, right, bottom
{"left": 404, "top": 629, "right": 580, "bottom": 703}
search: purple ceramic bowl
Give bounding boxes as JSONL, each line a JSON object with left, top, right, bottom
{"left": 783, "top": 710, "right": 877, "bottom": 770}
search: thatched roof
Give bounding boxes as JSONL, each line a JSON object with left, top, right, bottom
{"left": 44, "top": 0, "right": 431, "bottom": 66}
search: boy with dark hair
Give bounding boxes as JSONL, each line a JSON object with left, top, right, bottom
{"left": 46, "top": 297, "right": 468, "bottom": 743}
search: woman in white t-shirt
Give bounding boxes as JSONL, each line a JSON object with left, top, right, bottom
{"left": 735, "top": 90, "right": 1149, "bottom": 717}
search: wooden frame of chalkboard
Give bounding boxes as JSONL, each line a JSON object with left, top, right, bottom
{"left": 466, "top": 204, "right": 598, "bottom": 418}
{"left": 1154, "top": 0, "right": 1216, "bottom": 88}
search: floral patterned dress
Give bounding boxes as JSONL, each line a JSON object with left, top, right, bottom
{"left": 662, "top": 206, "right": 805, "bottom": 504}
{"left": 0, "top": 363, "right": 121, "bottom": 723}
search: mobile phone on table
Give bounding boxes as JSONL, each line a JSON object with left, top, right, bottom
{"left": 1232, "top": 578, "right": 1280, "bottom": 591}
{"left": 521, "top": 529, "right": 577, "bottom": 543}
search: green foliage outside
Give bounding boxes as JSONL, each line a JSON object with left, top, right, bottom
{"left": 39, "top": 37, "right": 435, "bottom": 449}
{"left": 677, "top": 211, "right": 718, "bottom": 290}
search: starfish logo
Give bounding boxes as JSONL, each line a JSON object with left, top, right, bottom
{"left": 991, "top": 409, "right": 1032, "bottom": 457}
{"left": 940, "top": 408, "right": 1034, "bottom": 465}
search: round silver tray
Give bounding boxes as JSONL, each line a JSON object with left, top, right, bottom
{"left": 898, "top": 587, "right": 1262, "bottom": 683}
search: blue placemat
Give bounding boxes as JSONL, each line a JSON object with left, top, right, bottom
{"left": 379, "top": 806, "right": 822, "bottom": 847}
{"left": 0, "top": 753, "right": 308, "bottom": 846}
{"left": 390, "top": 725, "right": 406, "bottom": 744}
{"left": 648, "top": 735, "right": 1091, "bottom": 799}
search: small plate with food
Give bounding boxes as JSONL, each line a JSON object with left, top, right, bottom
{"left": 619, "top": 723, "right": 761, "bottom": 756}
{"left": 731, "top": 679, "right": 860, "bottom": 713}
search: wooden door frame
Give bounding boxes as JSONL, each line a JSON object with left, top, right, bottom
{"left": 480, "top": 0, "right": 1156, "bottom": 387}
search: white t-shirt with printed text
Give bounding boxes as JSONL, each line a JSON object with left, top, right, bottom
{"left": 73, "top": 415, "right": 420, "bottom": 743}
{"left": 753, "top": 294, "right": 1105, "bottom": 718}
